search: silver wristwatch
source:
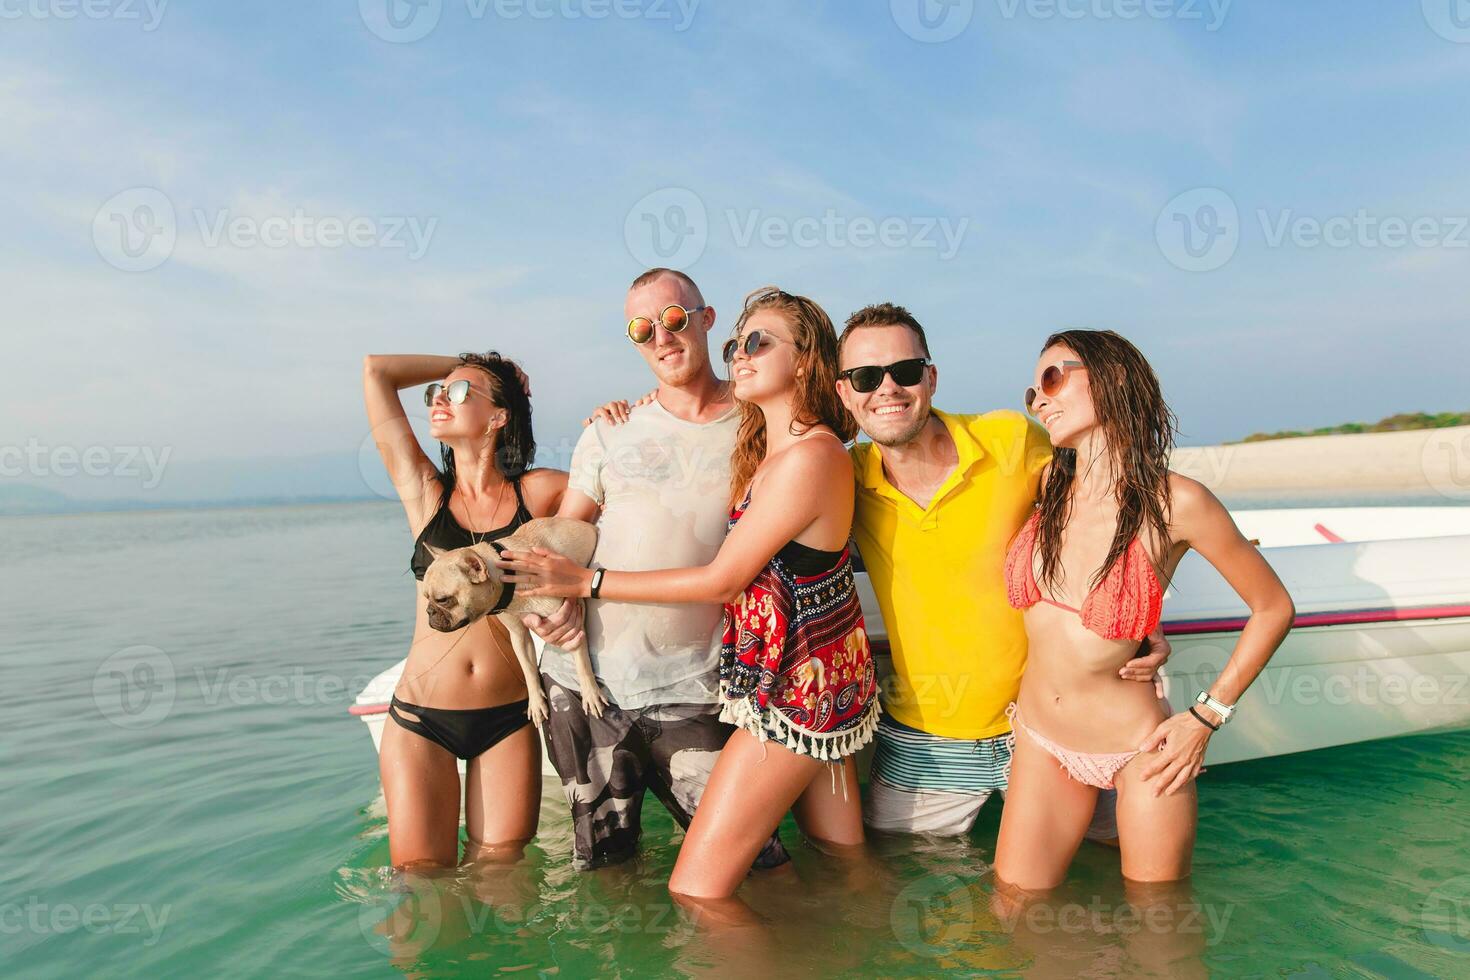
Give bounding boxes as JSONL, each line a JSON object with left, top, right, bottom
{"left": 1195, "top": 691, "right": 1236, "bottom": 725}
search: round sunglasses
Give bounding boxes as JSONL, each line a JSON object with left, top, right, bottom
{"left": 627, "top": 304, "right": 707, "bottom": 345}
{"left": 721, "top": 329, "right": 790, "bottom": 364}
{"left": 1024, "top": 360, "right": 1085, "bottom": 414}
{"left": 838, "top": 357, "right": 931, "bottom": 394}
{"left": 424, "top": 379, "right": 494, "bottom": 407}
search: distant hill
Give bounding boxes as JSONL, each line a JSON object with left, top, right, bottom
{"left": 0, "top": 484, "right": 74, "bottom": 515}
{"left": 1236, "top": 411, "right": 1470, "bottom": 443}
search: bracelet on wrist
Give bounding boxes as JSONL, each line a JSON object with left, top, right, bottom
{"left": 1188, "top": 706, "right": 1220, "bottom": 732}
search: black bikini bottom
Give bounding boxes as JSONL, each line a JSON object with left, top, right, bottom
{"left": 388, "top": 696, "right": 531, "bottom": 761}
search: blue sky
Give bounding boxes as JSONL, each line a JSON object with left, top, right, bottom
{"left": 3, "top": 0, "right": 1468, "bottom": 494}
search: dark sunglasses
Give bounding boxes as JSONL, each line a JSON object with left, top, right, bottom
{"left": 838, "top": 358, "right": 931, "bottom": 394}
{"left": 1024, "top": 360, "right": 1085, "bottom": 414}
{"left": 721, "top": 329, "right": 789, "bottom": 364}
{"left": 424, "top": 379, "right": 494, "bottom": 407}
{"left": 627, "top": 305, "right": 707, "bottom": 345}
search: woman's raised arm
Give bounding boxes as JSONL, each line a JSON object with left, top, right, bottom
{"left": 362, "top": 354, "right": 460, "bottom": 530}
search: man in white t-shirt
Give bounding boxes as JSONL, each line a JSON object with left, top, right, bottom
{"left": 528, "top": 268, "right": 789, "bottom": 871}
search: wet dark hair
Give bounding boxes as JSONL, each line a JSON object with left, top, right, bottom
{"left": 1033, "top": 329, "right": 1177, "bottom": 593}
{"left": 435, "top": 351, "right": 535, "bottom": 499}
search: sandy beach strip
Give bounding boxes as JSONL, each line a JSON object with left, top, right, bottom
{"left": 1170, "top": 425, "right": 1470, "bottom": 499}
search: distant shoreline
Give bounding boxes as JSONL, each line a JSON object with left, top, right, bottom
{"left": 5, "top": 424, "right": 1468, "bottom": 517}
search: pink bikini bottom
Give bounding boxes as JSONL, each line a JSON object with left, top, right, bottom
{"left": 1004, "top": 702, "right": 1142, "bottom": 791}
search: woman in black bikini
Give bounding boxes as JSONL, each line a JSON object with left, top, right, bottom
{"left": 363, "top": 350, "right": 569, "bottom": 868}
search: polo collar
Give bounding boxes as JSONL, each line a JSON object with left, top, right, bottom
{"left": 862, "top": 408, "right": 987, "bottom": 515}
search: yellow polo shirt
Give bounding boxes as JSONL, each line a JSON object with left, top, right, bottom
{"left": 851, "top": 408, "right": 1052, "bottom": 739}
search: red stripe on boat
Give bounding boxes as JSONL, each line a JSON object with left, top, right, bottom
{"left": 1164, "top": 602, "right": 1470, "bottom": 635}
{"left": 1314, "top": 523, "right": 1345, "bottom": 543}
{"left": 349, "top": 703, "right": 390, "bottom": 716}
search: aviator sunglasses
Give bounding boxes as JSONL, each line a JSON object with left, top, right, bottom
{"left": 627, "top": 304, "right": 707, "bottom": 345}
{"left": 838, "top": 358, "right": 931, "bottom": 394}
{"left": 1024, "top": 360, "right": 1085, "bottom": 414}
{"left": 424, "top": 379, "right": 494, "bottom": 407}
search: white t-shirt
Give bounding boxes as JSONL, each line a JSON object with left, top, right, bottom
{"left": 540, "top": 399, "right": 738, "bottom": 709}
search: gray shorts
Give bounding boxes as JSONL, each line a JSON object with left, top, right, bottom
{"left": 539, "top": 672, "right": 791, "bottom": 871}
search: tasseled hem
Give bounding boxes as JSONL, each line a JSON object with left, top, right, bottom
{"left": 718, "top": 685, "right": 881, "bottom": 762}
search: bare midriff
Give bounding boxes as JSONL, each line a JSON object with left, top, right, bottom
{"left": 392, "top": 590, "right": 530, "bottom": 709}
{"left": 1015, "top": 603, "right": 1168, "bottom": 754}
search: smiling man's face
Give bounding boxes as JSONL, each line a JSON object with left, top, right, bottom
{"left": 836, "top": 323, "right": 936, "bottom": 447}
{"left": 624, "top": 272, "right": 714, "bottom": 386}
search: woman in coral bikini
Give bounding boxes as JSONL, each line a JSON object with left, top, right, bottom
{"left": 994, "top": 329, "right": 1295, "bottom": 892}
{"left": 500, "top": 286, "right": 880, "bottom": 905}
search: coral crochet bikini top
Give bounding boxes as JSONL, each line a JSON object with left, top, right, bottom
{"left": 1004, "top": 511, "right": 1163, "bottom": 641}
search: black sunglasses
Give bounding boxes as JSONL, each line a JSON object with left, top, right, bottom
{"left": 838, "top": 358, "right": 931, "bottom": 394}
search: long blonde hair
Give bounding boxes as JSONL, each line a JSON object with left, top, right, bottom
{"left": 728, "top": 286, "right": 856, "bottom": 507}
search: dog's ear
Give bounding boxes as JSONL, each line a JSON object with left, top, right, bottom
{"left": 463, "top": 549, "right": 491, "bottom": 585}
{"left": 423, "top": 543, "right": 448, "bottom": 561}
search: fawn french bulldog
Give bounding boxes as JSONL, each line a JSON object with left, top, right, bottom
{"left": 421, "top": 516, "right": 605, "bottom": 727}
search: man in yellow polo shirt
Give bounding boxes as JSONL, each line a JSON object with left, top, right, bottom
{"left": 835, "top": 303, "right": 1169, "bottom": 838}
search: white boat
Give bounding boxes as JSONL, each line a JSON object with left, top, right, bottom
{"left": 351, "top": 507, "right": 1470, "bottom": 774}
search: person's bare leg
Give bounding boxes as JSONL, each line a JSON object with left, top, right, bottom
{"left": 992, "top": 731, "right": 1098, "bottom": 892}
{"left": 791, "top": 756, "right": 864, "bottom": 848}
{"left": 462, "top": 722, "right": 541, "bottom": 865}
{"left": 669, "top": 729, "right": 821, "bottom": 908}
{"left": 379, "top": 714, "right": 462, "bottom": 869}
{"left": 1113, "top": 755, "right": 1196, "bottom": 883}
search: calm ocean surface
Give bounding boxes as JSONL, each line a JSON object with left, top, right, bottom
{"left": 4, "top": 500, "right": 1469, "bottom": 978}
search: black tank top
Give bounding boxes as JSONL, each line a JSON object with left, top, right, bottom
{"left": 410, "top": 479, "right": 534, "bottom": 581}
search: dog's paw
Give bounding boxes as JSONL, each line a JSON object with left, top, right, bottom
{"left": 580, "top": 688, "right": 607, "bottom": 719}
{"left": 526, "top": 693, "right": 550, "bottom": 729}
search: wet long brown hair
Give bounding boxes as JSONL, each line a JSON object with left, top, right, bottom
{"left": 1034, "top": 329, "right": 1178, "bottom": 593}
{"left": 728, "top": 286, "right": 856, "bottom": 507}
{"left": 435, "top": 351, "right": 535, "bottom": 501}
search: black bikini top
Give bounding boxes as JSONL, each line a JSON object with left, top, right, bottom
{"left": 410, "top": 478, "right": 533, "bottom": 582}
{"left": 776, "top": 539, "right": 846, "bottom": 577}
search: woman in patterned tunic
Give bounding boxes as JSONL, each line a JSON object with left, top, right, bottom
{"left": 501, "top": 286, "right": 879, "bottom": 902}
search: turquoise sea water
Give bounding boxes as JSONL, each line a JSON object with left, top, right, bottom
{"left": 4, "top": 501, "right": 1469, "bottom": 978}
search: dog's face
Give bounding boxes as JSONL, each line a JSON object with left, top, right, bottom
{"left": 420, "top": 544, "right": 507, "bottom": 632}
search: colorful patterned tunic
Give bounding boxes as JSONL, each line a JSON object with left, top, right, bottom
{"left": 719, "top": 487, "right": 880, "bottom": 761}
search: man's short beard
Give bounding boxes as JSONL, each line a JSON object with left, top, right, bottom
{"left": 867, "top": 413, "right": 929, "bottom": 448}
